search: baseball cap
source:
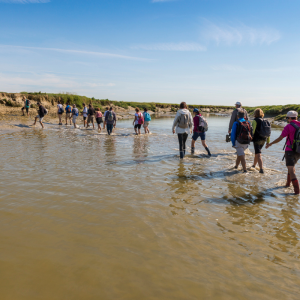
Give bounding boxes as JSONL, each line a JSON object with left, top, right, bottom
{"left": 286, "top": 111, "right": 298, "bottom": 118}
{"left": 235, "top": 101, "right": 241, "bottom": 106}
{"left": 193, "top": 108, "right": 199, "bottom": 113}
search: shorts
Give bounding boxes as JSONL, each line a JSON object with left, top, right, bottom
{"left": 72, "top": 115, "right": 78, "bottom": 123}
{"left": 36, "top": 115, "right": 44, "bottom": 122}
{"left": 234, "top": 140, "right": 248, "bottom": 156}
{"left": 96, "top": 117, "right": 103, "bottom": 125}
{"left": 143, "top": 121, "right": 150, "bottom": 128}
{"left": 66, "top": 113, "right": 72, "bottom": 118}
{"left": 58, "top": 112, "right": 63, "bottom": 115}
{"left": 285, "top": 151, "right": 300, "bottom": 167}
{"left": 192, "top": 131, "right": 205, "bottom": 141}
{"left": 83, "top": 116, "right": 87, "bottom": 121}
{"left": 134, "top": 124, "right": 141, "bottom": 129}
{"left": 253, "top": 141, "right": 265, "bottom": 154}
{"left": 87, "top": 116, "right": 94, "bottom": 123}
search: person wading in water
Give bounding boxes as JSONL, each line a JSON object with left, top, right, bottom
{"left": 228, "top": 101, "right": 249, "bottom": 135}
{"left": 231, "top": 110, "right": 253, "bottom": 173}
{"left": 191, "top": 108, "right": 211, "bottom": 156}
{"left": 172, "top": 102, "right": 193, "bottom": 159}
{"left": 266, "top": 111, "right": 300, "bottom": 194}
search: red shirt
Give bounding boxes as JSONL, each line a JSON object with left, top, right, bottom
{"left": 193, "top": 114, "right": 202, "bottom": 132}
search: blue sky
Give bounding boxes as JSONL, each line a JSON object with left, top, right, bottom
{"left": 0, "top": 0, "right": 299, "bottom": 105}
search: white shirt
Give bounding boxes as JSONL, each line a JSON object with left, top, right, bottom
{"left": 83, "top": 107, "right": 88, "bottom": 117}
{"left": 135, "top": 113, "right": 142, "bottom": 125}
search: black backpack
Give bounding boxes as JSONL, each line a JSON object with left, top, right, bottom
{"left": 287, "top": 123, "right": 300, "bottom": 153}
{"left": 256, "top": 118, "right": 271, "bottom": 139}
{"left": 237, "top": 121, "right": 253, "bottom": 144}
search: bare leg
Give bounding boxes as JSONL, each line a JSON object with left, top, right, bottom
{"left": 288, "top": 166, "right": 296, "bottom": 180}
{"left": 40, "top": 121, "right": 44, "bottom": 129}
{"left": 134, "top": 127, "right": 138, "bottom": 135}
{"left": 257, "top": 154, "right": 263, "bottom": 170}
{"left": 138, "top": 127, "right": 141, "bottom": 135}
{"left": 92, "top": 121, "right": 95, "bottom": 129}
{"left": 33, "top": 117, "right": 38, "bottom": 126}
{"left": 253, "top": 155, "right": 258, "bottom": 167}
{"left": 240, "top": 155, "right": 247, "bottom": 171}
{"left": 235, "top": 156, "right": 241, "bottom": 168}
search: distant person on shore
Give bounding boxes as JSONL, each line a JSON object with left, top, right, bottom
{"left": 65, "top": 102, "right": 72, "bottom": 125}
{"left": 172, "top": 102, "right": 193, "bottom": 159}
{"left": 57, "top": 101, "right": 64, "bottom": 125}
{"left": 266, "top": 111, "right": 300, "bottom": 194}
{"left": 231, "top": 110, "right": 253, "bottom": 172}
{"left": 133, "top": 108, "right": 144, "bottom": 135}
{"left": 87, "top": 104, "right": 95, "bottom": 129}
{"left": 191, "top": 108, "right": 211, "bottom": 156}
{"left": 143, "top": 108, "right": 151, "bottom": 134}
{"left": 72, "top": 104, "right": 79, "bottom": 128}
{"left": 228, "top": 102, "right": 249, "bottom": 134}
{"left": 21, "top": 96, "right": 30, "bottom": 116}
{"left": 251, "top": 108, "right": 271, "bottom": 174}
{"left": 105, "top": 107, "right": 116, "bottom": 135}
{"left": 103, "top": 106, "right": 109, "bottom": 130}
{"left": 82, "top": 103, "right": 88, "bottom": 127}
{"left": 33, "top": 102, "right": 47, "bottom": 129}
{"left": 96, "top": 108, "right": 103, "bottom": 132}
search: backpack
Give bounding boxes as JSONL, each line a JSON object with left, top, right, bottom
{"left": 59, "top": 106, "right": 64, "bottom": 114}
{"left": 287, "top": 123, "right": 300, "bottom": 153}
{"left": 138, "top": 113, "right": 144, "bottom": 125}
{"left": 256, "top": 118, "right": 271, "bottom": 139}
{"left": 44, "top": 108, "right": 48, "bottom": 115}
{"left": 197, "top": 115, "right": 208, "bottom": 132}
{"left": 144, "top": 112, "right": 151, "bottom": 122}
{"left": 25, "top": 99, "right": 30, "bottom": 107}
{"left": 108, "top": 111, "right": 114, "bottom": 121}
{"left": 67, "top": 106, "right": 72, "bottom": 113}
{"left": 236, "top": 121, "right": 252, "bottom": 144}
{"left": 178, "top": 113, "right": 189, "bottom": 129}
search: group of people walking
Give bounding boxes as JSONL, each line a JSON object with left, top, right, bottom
{"left": 172, "top": 101, "right": 300, "bottom": 195}
{"left": 23, "top": 97, "right": 300, "bottom": 195}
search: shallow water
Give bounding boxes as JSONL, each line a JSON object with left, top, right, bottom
{"left": 0, "top": 115, "right": 299, "bottom": 300}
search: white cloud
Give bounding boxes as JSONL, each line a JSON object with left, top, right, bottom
{"left": 0, "top": 72, "right": 115, "bottom": 90}
{"left": 0, "top": 45, "right": 149, "bottom": 61}
{"left": 201, "top": 20, "right": 281, "bottom": 46}
{"left": 0, "top": 0, "right": 49, "bottom": 3}
{"left": 132, "top": 42, "right": 206, "bottom": 51}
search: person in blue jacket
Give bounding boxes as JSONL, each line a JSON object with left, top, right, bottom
{"left": 231, "top": 111, "right": 252, "bottom": 173}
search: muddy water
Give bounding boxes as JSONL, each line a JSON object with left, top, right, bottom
{"left": 0, "top": 115, "right": 299, "bottom": 300}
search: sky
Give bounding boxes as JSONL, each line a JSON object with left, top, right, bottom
{"left": 0, "top": 0, "right": 300, "bottom": 105}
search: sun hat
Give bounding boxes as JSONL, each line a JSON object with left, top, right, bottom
{"left": 235, "top": 101, "right": 242, "bottom": 106}
{"left": 193, "top": 108, "right": 199, "bottom": 113}
{"left": 286, "top": 111, "right": 298, "bottom": 118}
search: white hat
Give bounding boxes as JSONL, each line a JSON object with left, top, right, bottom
{"left": 286, "top": 111, "right": 298, "bottom": 118}
{"left": 235, "top": 101, "right": 241, "bottom": 106}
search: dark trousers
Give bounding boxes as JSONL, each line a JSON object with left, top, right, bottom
{"left": 177, "top": 133, "right": 188, "bottom": 158}
{"left": 107, "top": 124, "right": 113, "bottom": 135}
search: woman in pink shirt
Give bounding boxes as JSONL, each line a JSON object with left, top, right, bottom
{"left": 266, "top": 111, "right": 300, "bottom": 194}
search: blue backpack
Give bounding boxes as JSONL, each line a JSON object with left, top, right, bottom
{"left": 144, "top": 112, "right": 151, "bottom": 122}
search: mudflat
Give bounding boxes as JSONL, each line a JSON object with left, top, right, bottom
{"left": 0, "top": 115, "right": 299, "bottom": 300}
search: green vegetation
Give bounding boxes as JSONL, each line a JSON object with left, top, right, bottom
{"left": 246, "top": 104, "right": 300, "bottom": 117}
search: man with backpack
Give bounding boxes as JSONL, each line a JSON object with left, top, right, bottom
{"left": 105, "top": 107, "right": 116, "bottom": 135}
{"left": 251, "top": 108, "right": 271, "bottom": 174}
{"left": 266, "top": 111, "right": 300, "bottom": 194}
{"left": 143, "top": 108, "right": 151, "bottom": 134}
{"left": 65, "top": 102, "right": 72, "bottom": 125}
{"left": 87, "top": 104, "right": 96, "bottom": 129}
{"left": 57, "top": 101, "right": 64, "bottom": 125}
{"left": 21, "top": 96, "right": 30, "bottom": 116}
{"left": 191, "top": 108, "right": 211, "bottom": 156}
{"left": 228, "top": 102, "right": 249, "bottom": 134}
{"left": 231, "top": 110, "right": 253, "bottom": 173}
{"left": 33, "top": 102, "right": 47, "bottom": 129}
{"left": 72, "top": 104, "right": 79, "bottom": 128}
{"left": 172, "top": 102, "right": 193, "bottom": 159}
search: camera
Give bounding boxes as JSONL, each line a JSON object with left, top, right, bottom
{"left": 226, "top": 134, "right": 231, "bottom": 143}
